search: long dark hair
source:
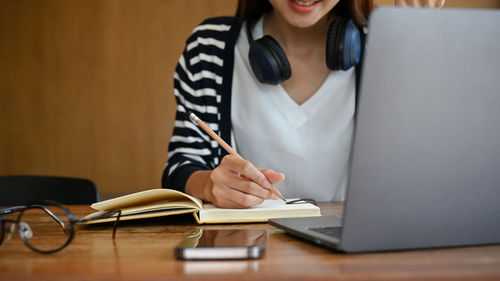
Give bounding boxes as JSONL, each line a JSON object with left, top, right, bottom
{"left": 236, "top": 0, "right": 374, "bottom": 27}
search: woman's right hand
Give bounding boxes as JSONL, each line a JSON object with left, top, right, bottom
{"left": 206, "top": 155, "right": 285, "bottom": 208}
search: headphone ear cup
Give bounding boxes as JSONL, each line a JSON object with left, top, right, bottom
{"left": 326, "top": 19, "right": 344, "bottom": 71}
{"left": 326, "top": 19, "right": 361, "bottom": 71}
{"left": 343, "top": 20, "right": 362, "bottom": 70}
{"left": 248, "top": 35, "right": 291, "bottom": 85}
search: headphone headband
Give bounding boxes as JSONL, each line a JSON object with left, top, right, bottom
{"left": 246, "top": 16, "right": 361, "bottom": 85}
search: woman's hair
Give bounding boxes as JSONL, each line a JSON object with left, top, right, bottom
{"left": 236, "top": 0, "right": 374, "bottom": 27}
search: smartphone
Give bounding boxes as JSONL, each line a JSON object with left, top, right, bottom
{"left": 175, "top": 229, "right": 267, "bottom": 260}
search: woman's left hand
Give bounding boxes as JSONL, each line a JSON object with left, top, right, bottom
{"left": 395, "top": 0, "right": 445, "bottom": 7}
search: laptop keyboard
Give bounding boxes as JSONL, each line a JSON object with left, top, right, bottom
{"left": 308, "top": 226, "right": 342, "bottom": 239}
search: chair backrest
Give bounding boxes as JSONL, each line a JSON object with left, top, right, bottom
{"left": 0, "top": 175, "right": 99, "bottom": 205}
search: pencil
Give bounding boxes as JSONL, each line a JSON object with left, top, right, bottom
{"left": 189, "top": 112, "right": 286, "bottom": 202}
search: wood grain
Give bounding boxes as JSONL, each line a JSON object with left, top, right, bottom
{"left": 0, "top": 203, "right": 499, "bottom": 281}
{"left": 0, "top": 0, "right": 238, "bottom": 198}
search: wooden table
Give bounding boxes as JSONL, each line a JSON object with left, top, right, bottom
{"left": 1, "top": 203, "right": 499, "bottom": 281}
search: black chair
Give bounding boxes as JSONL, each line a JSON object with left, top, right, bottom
{"left": 0, "top": 175, "right": 99, "bottom": 205}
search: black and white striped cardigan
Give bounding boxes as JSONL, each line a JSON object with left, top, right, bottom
{"left": 162, "top": 16, "right": 363, "bottom": 192}
{"left": 162, "top": 17, "right": 242, "bottom": 192}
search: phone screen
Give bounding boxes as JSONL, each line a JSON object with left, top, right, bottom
{"left": 175, "top": 229, "right": 267, "bottom": 260}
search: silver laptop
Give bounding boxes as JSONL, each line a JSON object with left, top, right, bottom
{"left": 269, "top": 7, "right": 500, "bottom": 253}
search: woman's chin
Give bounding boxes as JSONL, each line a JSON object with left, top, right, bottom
{"left": 284, "top": 14, "right": 326, "bottom": 29}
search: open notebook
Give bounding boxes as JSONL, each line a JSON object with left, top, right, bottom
{"left": 80, "top": 189, "right": 321, "bottom": 224}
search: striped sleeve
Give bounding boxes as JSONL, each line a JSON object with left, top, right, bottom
{"left": 162, "top": 17, "right": 240, "bottom": 192}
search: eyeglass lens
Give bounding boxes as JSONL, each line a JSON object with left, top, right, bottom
{"left": 17, "top": 206, "right": 72, "bottom": 252}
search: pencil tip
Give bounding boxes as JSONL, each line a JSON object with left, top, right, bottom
{"left": 275, "top": 190, "right": 286, "bottom": 202}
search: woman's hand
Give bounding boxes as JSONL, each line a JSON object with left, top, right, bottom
{"left": 206, "top": 155, "right": 285, "bottom": 208}
{"left": 395, "top": 0, "right": 445, "bottom": 7}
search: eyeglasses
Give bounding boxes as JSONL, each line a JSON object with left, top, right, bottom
{"left": 0, "top": 200, "right": 121, "bottom": 254}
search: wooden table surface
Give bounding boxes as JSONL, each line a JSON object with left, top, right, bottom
{"left": 1, "top": 203, "right": 499, "bottom": 281}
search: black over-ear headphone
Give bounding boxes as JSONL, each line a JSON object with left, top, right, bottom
{"left": 247, "top": 17, "right": 362, "bottom": 85}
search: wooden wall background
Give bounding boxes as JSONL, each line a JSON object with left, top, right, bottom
{"left": 1, "top": 0, "right": 499, "bottom": 199}
{"left": 0, "top": 0, "right": 238, "bottom": 198}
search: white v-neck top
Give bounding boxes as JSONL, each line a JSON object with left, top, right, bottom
{"left": 231, "top": 17, "right": 356, "bottom": 201}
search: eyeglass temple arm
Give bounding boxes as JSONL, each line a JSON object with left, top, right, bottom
{"left": 45, "top": 209, "right": 72, "bottom": 235}
{"left": 31, "top": 205, "right": 74, "bottom": 235}
{"left": 285, "top": 198, "right": 318, "bottom": 206}
{"left": 112, "top": 210, "right": 121, "bottom": 240}
{"left": 76, "top": 209, "right": 122, "bottom": 240}
{"left": 0, "top": 206, "right": 28, "bottom": 215}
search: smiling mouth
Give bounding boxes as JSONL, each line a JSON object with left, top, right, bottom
{"left": 291, "top": 0, "right": 321, "bottom": 7}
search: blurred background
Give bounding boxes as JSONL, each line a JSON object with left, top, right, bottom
{"left": 1, "top": 0, "right": 499, "bottom": 199}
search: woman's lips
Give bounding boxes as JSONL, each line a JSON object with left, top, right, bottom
{"left": 288, "top": 0, "right": 321, "bottom": 13}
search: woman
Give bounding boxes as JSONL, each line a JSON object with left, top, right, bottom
{"left": 163, "top": 0, "right": 445, "bottom": 208}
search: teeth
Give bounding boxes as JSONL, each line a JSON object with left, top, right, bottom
{"left": 293, "top": 0, "right": 319, "bottom": 7}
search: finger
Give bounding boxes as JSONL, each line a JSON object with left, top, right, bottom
{"left": 212, "top": 184, "right": 265, "bottom": 208}
{"left": 223, "top": 156, "right": 274, "bottom": 190}
{"left": 259, "top": 169, "right": 285, "bottom": 185}
{"left": 212, "top": 169, "right": 276, "bottom": 199}
{"left": 395, "top": 0, "right": 413, "bottom": 7}
{"left": 212, "top": 196, "right": 247, "bottom": 209}
{"left": 409, "top": 0, "right": 419, "bottom": 7}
